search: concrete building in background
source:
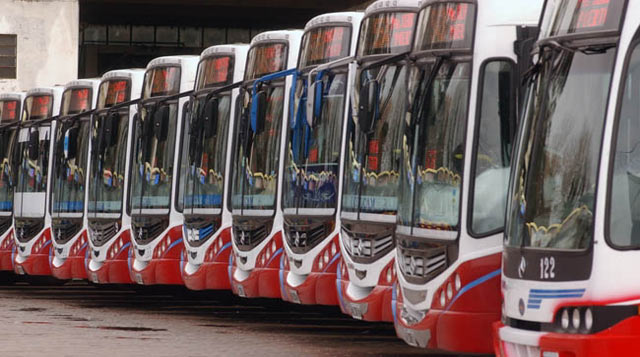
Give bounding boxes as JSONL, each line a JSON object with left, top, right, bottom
{"left": 0, "top": 0, "right": 370, "bottom": 87}
{"left": 0, "top": 0, "right": 79, "bottom": 92}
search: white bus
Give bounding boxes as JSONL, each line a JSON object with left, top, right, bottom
{"left": 86, "top": 69, "right": 145, "bottom": 285}
{"left": 393, "top": 0, "right": 542, "bottom": 353}
{"left": 128, "top": 56, "right": 198, "bottom": 285}
{"left": 13, "top": 86, "right": 64, "bottom": 277}
{"left": 228, "top": 30, "right": 303, "bottom": 298}
{"left": 337, "top": 0, "right": 420, "bottom": 322}
{"left": 0, "top": 91, "right": 25, "bottom": 274}
{"left": 50, "top": 78, "right": 101, "bottom": 280}
{"left": 279, "top": 12, "right": 363, "bottom": 306}
{"left": 179, "top": 44, "right": 249, "bottom": 290}
{"left": 497, "top": 1, "right": 640, "bottom": 356}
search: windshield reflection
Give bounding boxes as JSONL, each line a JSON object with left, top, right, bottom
{"left": 231, "top": 86, "right": 285, "bottom": 212}
{"left": 283, "top": 71, "right": 346, "bottom": 213}
{"left": 51, "top": 118, "right": 90, "bottom": 215}
{"left": 130, "top": 103, "right": 178, "bottom": 211}
{"left": 179, "top": 95, "right": 231, "bottom": 212}
{"left": 397, "top": 61, "right": 470, "bottom": 231}
{"left": 506, "top": 47, "right": 615, "bottom": 250}
{"left": 341, "top": 64, "right": 409, "bottom": 216}
{"left": 0, "top": 127, "right": 18, "bottom": 212}
{"left": 88, "top": 111, "right": 129, "bottom": 215}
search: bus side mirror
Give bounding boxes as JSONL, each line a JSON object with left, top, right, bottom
{"left": 358, "top": 80, "right": 378, "bottom": 133}
{"left": 153, "top": 105, "right": 170, "bottom": 141}
{"left": 28, "top": 130, "right": 39, "bottom": 161}
{"left": 203, "top": 98, "right": 218, "bottom": 139}
{"left": 307, "top": 79, "right": 324, "bottom": 128}
{"left": 251, "top": 91, "right": 267, "bottom": 135}
{"left": 64, "top": 126, "right": 79, "bottom": 160}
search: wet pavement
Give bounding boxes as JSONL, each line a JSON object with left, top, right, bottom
{"left": 0, "top": 279, "right": 461, "bottom": 357}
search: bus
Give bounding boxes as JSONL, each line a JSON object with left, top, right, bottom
{"left": 179, "top": 44, "right": 249, "bottom": 290}
{"left": 0, "top": 92, "right": 25, "bottom": 274}
{"left": 86, "top": 69, "right": 145, "bottom": 285}
{"left": 496, "top": 0, "right": 640, "bottom": 356}
{"left": 392, "top": 0, "right": 542, "bottom": 353}
{"left": 228, "top": 29, "right": 303, "bottom": 298}
{"left": 49, "top": 79, "right": 101, "bottom": 280}
{"left": 279, "top": 12, "right": 363, "bottom": 305}
{"left": 128, "top": 56, "right": 198, "bottom": 285}
{"left": 13, "top": 86, "right": 64, "bottom": 277}
{"left": 336, "top": 0, "right": 420, "bottom": 321}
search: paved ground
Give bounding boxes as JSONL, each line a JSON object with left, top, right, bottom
{"left": 0, "top": 277, "right": 461, "bottom": 357}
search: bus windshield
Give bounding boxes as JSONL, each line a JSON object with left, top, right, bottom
{"left": 88, "top": 111, "right": 129, "bottom": 215}
{"left": 179, "top": 94, "right": 232, "bottom": 212}
{"left": 16, "top": 95, "right": 54, "bottom": 198}
{"left": 51, "top": 88, "right": 92, "bottom": 215}
{"left": 0, "top": 99, "right": 19, "bottom": 213}
{"left": 282, "top": 70, "right": 347, "bottom": 215}
{"left": 341, "top": 63, "right": 409, "bottom": 218}
{"left": 130, "top": 101, "right": 178, "bottom": 212}
{"left": 397, "top": 60, "right": 470, "bottom": 233}
{"left": 231, "top": 85, "right": 285, "bottom": 213}
{"left": 506, "top": 46, "right": 615, "bottom": 250}
{"left": 50, "top": 118, "right": 90, "bottom": 215}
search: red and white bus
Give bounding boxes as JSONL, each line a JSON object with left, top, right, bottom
{"left": 495, "top": 1, "right": 640, "bottom": 356}
{"left": 392, "top": 0, "right": 542, "bottom": 353}
{"left": 179, "top": 44, "right": 249, "bottom": 290}
{"left": 13, "top": 86, "right": 64, "bottom": 277}
{"left": 337, "top": 0, "right": 420, "bottom": 322}
{"left": 128, "top": 56, "right": 198, "bottom": 285}
{"left": 228, "top": 30, "right": 303, "bottom": 298}
{"left": 0, "top": 92, "right": 25, "bottom": 275}
{"left": 86, "top": 69, "right": 145, "bottom": 285}
{"left": 279, "top": 12, "right": 363, "bottom": 305}
{"left": 49, "top": 79, "right": 101, "bottom": 280}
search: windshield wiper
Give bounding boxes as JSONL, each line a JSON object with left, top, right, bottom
{"left": 406, "top": 55, "right": 448, "bottom": 230}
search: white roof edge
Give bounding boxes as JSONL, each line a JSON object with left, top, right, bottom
{"left": 365, "top": 0, "right": 421, "bottom": 16}
{"left": 304, "top": 12, "right": 363, "bottom": 31}
{"left": 250, "top": 29, "right": 304, "bottom": 46}
{"left": 202, "top": 44, "right": 250, "bottom": 58}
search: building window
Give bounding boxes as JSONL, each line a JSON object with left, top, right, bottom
{"left": 0, "top": 34, "right": 17, "bottom": 79}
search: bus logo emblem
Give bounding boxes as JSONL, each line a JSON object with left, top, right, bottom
{"left": 518, "top": 257, "right": 527, "bottom": 278}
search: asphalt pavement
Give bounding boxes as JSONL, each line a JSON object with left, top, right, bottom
{"left": 0, "top": 279, "right": 458, "bottom": 357}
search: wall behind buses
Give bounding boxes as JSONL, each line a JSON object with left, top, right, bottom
{"left": 0, "top": 0, "right": 78, "bottom": 92}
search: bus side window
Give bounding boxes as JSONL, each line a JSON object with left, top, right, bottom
{"left": 470, "top": 59, "right": 516, "bottom": 237}
{"left": 609, "top": 40, "right": 640, "bottom": 248}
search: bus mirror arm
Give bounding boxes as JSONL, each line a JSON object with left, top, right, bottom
{"left": 251, "top": 68, "right": 297, "bottom": 134}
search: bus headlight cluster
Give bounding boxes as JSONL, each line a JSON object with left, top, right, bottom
{"left": 70, "top": 235, "right": 88, "bottom": 256}
{"left": 153, "top": 236, "right": 173, "bottom": 259}
{"left": 557, "top": 307, "right": 593, "bottom": 332}
{"left": 258, "top": 239, "right": 278, "bottom": 267}
{"left": 205, "top": 237, "right": 225, "bottom": 262}
{"left": 1, "top": 235, "right": 12, "bottom": 250}
{"left": 107, "top": 236, "right": 125, "bottom": 259}
{"left": 434, "top": 273, "right": 462, "bottom": 309}
{"left": 32, "top": 235, "right": 48, "bottom": 254}
{"left": 316, "top": 240, "right": 338, "bottom": 271}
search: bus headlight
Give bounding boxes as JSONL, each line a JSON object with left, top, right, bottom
{"left": 572, "top": 308, "right": 581, "bottom": 329}
{"left": 561, "top": 309, "right": 570, "bottom": 330}
{"left": 584, "top": 307, "right": 593, "bottom": 331}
